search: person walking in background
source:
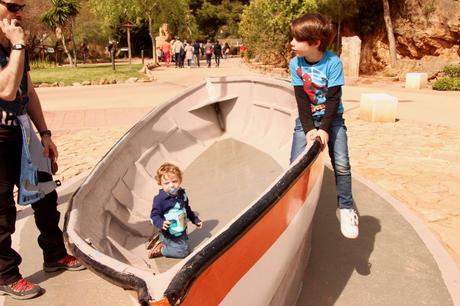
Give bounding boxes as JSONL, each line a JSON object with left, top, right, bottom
{"left": 223, "top": 42, "right": 230, "bottom": 60}
{"left": 162, "top": 40, "right": 171, "bottom": 67}
{"left": 0, "top": 0, "right": 85, "bottom": 300}
{"left": 156, "top": 47, "right": 163, "bottom": 62}
{"left": 184, "top": 41, "right": 193, "bottom": 68}
{"left": 79, "top": 40, "right": 89, "bottom": 64}
{"left": 173, "top": 37, "right": 183, "bottom": 68}
{"left": 289, "top": 12, "right": 359, "bottom": 239}
{"left": 213, "top": 40, "right": 222, "bottom": 67}
{"left": 169, "top": 37, "right": 176, "bottom": 63}
{"left": 192, "top": 40, "right": 201, "bottom": 67}
{"left": 239, "top": 43, "right": 247, "bottom": 57}
{"left": 204, "top": 40, "right": 213, "bottom": 68}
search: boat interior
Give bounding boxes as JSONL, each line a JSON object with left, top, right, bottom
{"left": 69, "top": 77, "right": 299, "bottom": 274}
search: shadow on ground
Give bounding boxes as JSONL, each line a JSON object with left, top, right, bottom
{"left": 296, "top": 168, "right": 453, "bottom": 306}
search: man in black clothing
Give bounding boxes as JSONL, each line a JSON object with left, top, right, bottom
{"left": 213, "top": 40, "right": 222, "bottom": 67}
{"left": 0, "top": 0, "right": 85, "bottom": 300}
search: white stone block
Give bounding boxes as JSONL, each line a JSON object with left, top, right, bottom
{"left": 341, "top": 36, "right": 361, "bottom": 78}
{"left": 360, "top": 93, "right": 398, "bottom": 123}
{"left": 405, "top": 73, "right": 428, "bottom": 89}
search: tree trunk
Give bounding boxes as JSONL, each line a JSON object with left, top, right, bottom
{"left": 148, "top": 15, "right": 157, "bottom": 64}
{"left": 382, "top": 0, "right": 397, "bottom": 67}
{"left": 57, "top": 26, "right": 73, "bottom": 66}
{"left": 337, "top": 21, "right": 341, "bottom": 54}
{"left": 70, "top": 18, "right": 77, "bottom": 67}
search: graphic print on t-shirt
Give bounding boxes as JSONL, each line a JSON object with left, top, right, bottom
{"left": 296, "top": 66, "right": 328, "bottom": 116}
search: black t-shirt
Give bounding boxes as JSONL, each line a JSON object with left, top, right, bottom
{"left": 0, "top": 46, "right": 29, "bottom": 142}
{"left": 213, "top": 44, "right": 222, "bottom": 56}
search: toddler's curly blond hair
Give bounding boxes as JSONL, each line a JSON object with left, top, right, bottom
{"left": 154, "top": 163, "right": 183, "bottom": 185}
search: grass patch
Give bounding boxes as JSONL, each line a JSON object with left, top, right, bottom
{"left": 30, "top": 63, "right": 145, "bottom": 86}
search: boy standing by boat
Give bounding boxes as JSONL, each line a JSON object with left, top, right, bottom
{"left": 289, "top": 13, "right": 359, "bottom": 239}
{"left": 149, "top": 163, "right": 202, "bottom": 258}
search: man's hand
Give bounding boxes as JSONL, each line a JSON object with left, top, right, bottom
{"left": 0, "top": 18, "right": 25, "bottom": 45}
{"left": 41, "top": 135, "right": 58, "bottom": 159}
{"left": 317, "top": 129, "right": 329, "bottom": 149}
{"left": 195, "top": 221, "right": 203, "bottom": 229}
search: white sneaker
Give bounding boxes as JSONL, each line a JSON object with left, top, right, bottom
{"left": 336, "top": 208, "right": 359, "bottom": 239}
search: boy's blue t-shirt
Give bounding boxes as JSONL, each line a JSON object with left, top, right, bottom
{"left": 289, "top": 50, "right": 344, "bottom": 118}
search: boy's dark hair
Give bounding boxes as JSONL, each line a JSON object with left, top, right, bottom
{"left": 290, "top": 12, "right": 334, "bottom": 52}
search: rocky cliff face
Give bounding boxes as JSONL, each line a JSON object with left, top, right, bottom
{"left": 360, "top": 0, "right": 460, "bottom": 74}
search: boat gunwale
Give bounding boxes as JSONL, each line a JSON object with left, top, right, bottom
{"left": 63, "top": 76, "right": 315, "bottom": 305}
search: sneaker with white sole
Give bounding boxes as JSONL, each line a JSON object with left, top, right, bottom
{"left": 43, "top": 255, "right": 86, "bottom": 272}
{"left": 0, "top": 278, "right": 42, "bottom": 300}
{"left": 336, "top": 208, "right": 359, "bottom": 239}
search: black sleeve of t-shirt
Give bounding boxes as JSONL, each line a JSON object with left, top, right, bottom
{"left": 320, "top": 85, "right": 341, "bottom": 132}
{"left": 294, "top": 86, "right": 315, "bottom": 133}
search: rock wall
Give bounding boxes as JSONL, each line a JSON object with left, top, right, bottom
{"left": 359, "top": 0, "right": 460, "bottom": 74}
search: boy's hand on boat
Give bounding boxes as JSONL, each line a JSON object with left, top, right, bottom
{"left": 317, "top": 129, "right": 329, "bottom": 149}
{"left": 306, "top": 129, "right": 317, "bottom": 143}
{"left": 162, "top": 220, "right": 171, "bottom": 230}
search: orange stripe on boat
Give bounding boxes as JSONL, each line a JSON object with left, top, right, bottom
{"left": 181, "top": 158, "right": 322, "bottom": 305}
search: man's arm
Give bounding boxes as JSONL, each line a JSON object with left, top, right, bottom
{"left": 26, "top": 73, "right": 58, "bottom": 159}
{"left": 0, "top": 19, "right": 25, "bottom": 100}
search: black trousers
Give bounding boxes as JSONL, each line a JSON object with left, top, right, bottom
{"left": 0, "top": 138, "right": 67, "bottom": 285}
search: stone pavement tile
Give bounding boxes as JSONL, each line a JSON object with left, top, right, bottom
{"left": 44, "top": 107, "right": 152, "bottom": 131}
{"left": 63, "top": 110, "right": 85, "bottom": 129}
{"left": 44, "top": 110, "right": 66, "bottom": 130}
{"left": 346, "top": 116, "right": 460, "bottom": 267}
{"left": 52, "top": 128, "right": 127, "bottom": 182}
{"left": 83, "top": 110, "right": 105, "bottom": 128}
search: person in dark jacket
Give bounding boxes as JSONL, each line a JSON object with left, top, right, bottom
{"left": 149, "top": 163, "right": 202, "bottom": 258}
{"left": 213, "top": 40, "right": 222, "bottom": 67}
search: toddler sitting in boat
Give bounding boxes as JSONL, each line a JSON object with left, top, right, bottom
{"left": 148, "top": 163, "right": 202, "bottom": 258}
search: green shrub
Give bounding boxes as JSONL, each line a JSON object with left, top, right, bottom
{"left": 432, "top": 77, "right": 460, "bottom": 91}
{"left": 443, "top": 64, "right": 460, "bottom": 78}
{"left": 239, "top": 0, "right": 317, "bottom": 67}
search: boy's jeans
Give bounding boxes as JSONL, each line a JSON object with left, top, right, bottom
{"left": 290, "top": 116, "right": 353, "bottom": 209}
{"left": 160, "top": 233, "right": 189, "bottom": 258}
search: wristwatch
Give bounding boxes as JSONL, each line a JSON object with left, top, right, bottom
{"left": 39, "top": 130, "right": 52, "bottom": 137}
{"left": 11, "top": 43, "right": 26, "bottom": 50}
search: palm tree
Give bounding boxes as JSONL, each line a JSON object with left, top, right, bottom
{"left": 41, "top": 0, "right": 80, "bottom": 67}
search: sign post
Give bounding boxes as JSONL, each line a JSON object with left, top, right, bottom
{"left": 122, "top": 21, "right": 134, "bottom": 67}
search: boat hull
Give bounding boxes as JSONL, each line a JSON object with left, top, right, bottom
{"left": 179, "top": 155, "right": 324, "bottom": 306}
{"left": 64, "top": 76, "right": 325, "bottom": 305}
